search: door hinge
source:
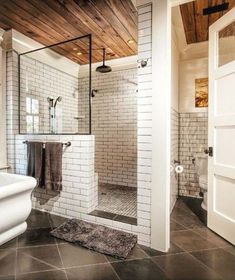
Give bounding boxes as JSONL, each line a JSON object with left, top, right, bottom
{"left": 204, "top": 147, "right": 213, "bottom": 157}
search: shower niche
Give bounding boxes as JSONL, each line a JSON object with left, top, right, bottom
{"left": 18, "top": 35, "right": 92, "bottom": 135}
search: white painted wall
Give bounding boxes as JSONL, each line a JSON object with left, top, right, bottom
{"left": 11, "top": 30, "right": 79, "bottom": 77}
{"left": 151, "top": 0, "right": 171, "bottom": 251}
{"left": 171, "top": 26, "right": 179, "bottom": 111}
{"left": 0, "top": 46, "right": 7, "bottom": 169}
{"left": 179, "top": 57, "right": 208, "bottom": 113}
{"left": 170, "top": 23, "right": 180, "bottom": 212}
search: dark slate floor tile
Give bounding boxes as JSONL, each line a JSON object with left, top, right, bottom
{"left": 111, "top": 258, "right": 168, "bottom": 280}
{"left": 171, "top": 213, "right": 205, "bottom": 229}
{"left": 153, "top": 252, "right": 222, "bottom": 280}
{"left": 49, "top": 214, "right": 69, "bottom": 228}
{"left": 223, "top": 246, "right": 235, "bottom": 257}
{"left": 27, "top": 210, "right": 51, "bottom": 229}
{"left": 0, "top": 237, "right": 17, "bottom": 249}
{"left": 0, "top": 276, "right": 15, "bottom": 280}
{"left": 170, "top": 220, "right": 186, "bottom": 231}
{"left": 180, "top": 196, "right": 207, "bottom": 226}
{"left": 18, "top": 228, "right": 56, "bottom": 247}
{"left": 192, "top": 227, "right": 230, "bottom": 247}
{"left": 66, "top": 263, "right": 119, "bottom": 280}
{"left": 16, "top": 251, "right": 56, "bottom": 274}
{"left": 171, "top": 230, "right": 217, "bottom": 252}
{"left": 17, "top": 245, "right": 63, "bottom": 271}
{"left": 89, "top": 210, "right": 117, "bottom": 220}
{"left": 192, "top": 248, "right": 235, "bottom": 280}
{"left": 107, "top": 245, "right": 149, "bottom": 262}
{"left": 140, "top": 242, "right": 184, "bottom": 257}
{"left": 16, "top": 269, "right": 67, "bottom": 280}
{"left": 58, "top": 243, "right": 108, "bottom": 268}
{"left": 113, "top": 215, "right": 137, "bottom": 225}
{"left": 0, "top": 249, "right": 16, "bottom": 278}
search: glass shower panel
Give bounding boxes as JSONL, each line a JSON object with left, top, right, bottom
{"left": 19, "top": 35, "right": 91, "bottom": 134}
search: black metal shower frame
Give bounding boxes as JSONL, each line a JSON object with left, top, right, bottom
{"left": 18, "top": 34, "right": 92, "bottom": 135}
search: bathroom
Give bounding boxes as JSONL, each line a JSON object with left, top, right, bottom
{"left": 1, "top": 1, "right": 235, "bottom": 279}
{"left": 170, "top": 0, "right": 235, "bottom": 257}
{"left": 170, "top": 3, "right": 210, "bottom": 223}
{"left": 0, "top": 1, "right": 153, "bottom": 278}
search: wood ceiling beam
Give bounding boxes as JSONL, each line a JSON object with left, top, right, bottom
{"left": 58, "top": 0, "right": 127, "bottom": 58}
{"left": 0, "top": 0, "right": 87, "bottom": 64}
{"left": 0, "top": 0, "right": 137, "bottom": 64}
{"left": 90, "top": 0, "right": 137, "bottom": 53}
{"left": 181, "top": 0, "right": 235, "bottom": 44}
{"left": 180, "top": 1, "right": 197, "bottom": 44}
{"left": 194, "top": 0, "right": 209, "bottom": 42}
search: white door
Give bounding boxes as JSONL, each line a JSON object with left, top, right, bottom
{"left": 208, "top": 8, "right": 235, "bottom": 245}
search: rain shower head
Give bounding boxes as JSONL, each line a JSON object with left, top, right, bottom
{"left": 96, "top": 48, "right": 112, "bottom": 73}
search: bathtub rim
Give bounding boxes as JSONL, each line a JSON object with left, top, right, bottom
{"left": 0, "top": 173, "right": 36, "bottom": 199}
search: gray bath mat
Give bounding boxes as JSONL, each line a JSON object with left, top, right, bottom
{"left": 50, "top": 219, "right": 137, "bottom": 259}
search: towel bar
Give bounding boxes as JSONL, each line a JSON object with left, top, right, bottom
{"left": 22, "top": 141, "right": 71, "bottom": 147}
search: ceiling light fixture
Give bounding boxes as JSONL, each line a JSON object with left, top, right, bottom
{"left": 77, "top": 52, "right": 82, "bottom": 56}
{"left": 128, "top": 39, "right": 135, "bottom": 44}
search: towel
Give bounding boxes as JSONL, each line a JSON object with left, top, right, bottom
{"left": 44, "top": 142, "right": 63, "bottom": 191}
{"left": 27, "top": 142, "right": 44, "bottom": 187}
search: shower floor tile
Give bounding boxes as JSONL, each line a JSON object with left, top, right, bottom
{"left": 96, "top": 183, "right": 137, "bottom": 218}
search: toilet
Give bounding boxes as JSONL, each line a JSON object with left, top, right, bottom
{"left": 195, "top": 154, "right": 208, "bottom": 210}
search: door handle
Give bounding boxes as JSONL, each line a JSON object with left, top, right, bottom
{"left": 204, "top": 147, "right": 213, "bottom": 157}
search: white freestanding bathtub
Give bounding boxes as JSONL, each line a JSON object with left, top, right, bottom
{"left": 0, "top": 173, "right": 37, "bottom": 245}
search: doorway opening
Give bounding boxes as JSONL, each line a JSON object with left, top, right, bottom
{"left": 170, "top": 0, "right": 235, "bottom": 251}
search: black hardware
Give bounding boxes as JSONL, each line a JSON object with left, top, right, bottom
{"left": 204, "top": 147, "right": 213, "bottom": 157}
{"left": 203, "top": 3, "right": 229, "bottom": 15}
{"left": 174, "top": 160, "right": 180, "bottom": 164}
{"left": 23, "top": 141, "right": 71, "bottom": 147}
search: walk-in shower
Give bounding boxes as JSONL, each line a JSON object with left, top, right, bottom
{"left": 18, "top": 34, "right": 92, "bottom": 135}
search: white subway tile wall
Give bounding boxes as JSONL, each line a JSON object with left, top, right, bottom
{"left": 19, "top": 55, "right": 83, "bottom": 134}
{"left": 78, "top": 69, "right": 138, "bottom": 187}
{"left": 15, "top": 134, "right": 97, "bottom": 215}
{"left": 136, "top": 3, "right": 152, "bottom": 246}
{"left": 6, "top": 51, "right": 19, "bottom": 174}
{"left": 179, "top": 112, "right": 208, "bottom": 197}
{"left": 5, "top": 3, "right": 153, "bottom": 247}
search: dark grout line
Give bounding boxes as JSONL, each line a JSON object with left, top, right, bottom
{"left": 20, "top": 251, "right": 62, "bottom": 270}
{"left": 108, "top": 262, "right": 121, "bottom": 280}
{"left": 48, "top": 213, "right": 69, "bottom": 280}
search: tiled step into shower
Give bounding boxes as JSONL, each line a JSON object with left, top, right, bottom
{"left": 89, "top": 183, "right": 137, "bottom": 225}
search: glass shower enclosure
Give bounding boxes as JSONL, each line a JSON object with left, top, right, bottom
{"left": 18, "top": 34, "right": 92, "bottom": 135}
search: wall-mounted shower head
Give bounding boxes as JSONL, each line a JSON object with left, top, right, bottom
{"left": 54, "top": 96, "right": 62, "bottom": 108}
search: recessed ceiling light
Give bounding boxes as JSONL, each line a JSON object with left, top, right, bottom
{"left": 73, "top": 47, "right": 78, "bottom": 51}
{"left": 128, "top": 39, "right": 135, "bottom": 44}
{"left": 77, "top": 52, "right": 82, "bottom": 56}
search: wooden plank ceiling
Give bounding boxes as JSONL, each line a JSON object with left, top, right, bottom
{"left": 0, "top": 0, "right": 137, "bottom": 64}
{"left": 180, "top": 0, "right": 235, "bottom": 44}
